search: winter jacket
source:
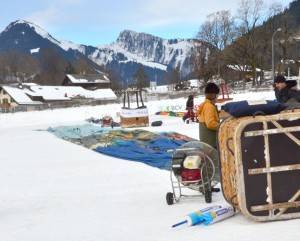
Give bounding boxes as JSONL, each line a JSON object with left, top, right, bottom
{"left": 186, "top": 98, "right": 194, "bottom": 110}
{"left": 275, "top": 86, "right": 300, "bottom": 104}
{"left": 196, "top": 99, "right": 219, "bottom": 130}
{"left": 196, "top": 99, "right": 220, "bottom": 147}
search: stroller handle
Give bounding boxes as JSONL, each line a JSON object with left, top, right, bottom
{"left": 167, "top": 147, "right": 201, "bottom": 153}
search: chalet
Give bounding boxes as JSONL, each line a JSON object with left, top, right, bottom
{"left": 225, "top": 65, "right": 263, "bottom": 84}
{"left": 0, "top": 85, "right": 42, "bottom": 111}
{"left": 62, "top": 73, "right": 111, "bottom": 90}
{"left": 0, "top": 83, "right": 117, "bottom": 112}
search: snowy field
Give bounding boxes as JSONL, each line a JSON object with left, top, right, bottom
{"left": 0, "top": 91, "right": 299, "bottom": 241}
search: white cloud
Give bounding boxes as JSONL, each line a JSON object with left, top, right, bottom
{"left": 23, "top": 0, "right": 293, "bottom": 30}
{"left": 139, "top": 0, "right": 292, "bottom": 27}
{"left": 26, "top": 7, "right": 62, "bottom": 28}
{"left": 24, "top": 0, "right": 85, "bottom": 31}
{"left": 13, "top": 0, "right": 293, "bottom": 45}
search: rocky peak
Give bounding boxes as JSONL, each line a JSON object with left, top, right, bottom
{"left": 1, "top": 19, "right": 61, "bottom": 46}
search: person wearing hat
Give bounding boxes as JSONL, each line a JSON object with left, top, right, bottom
{"left": 196, "top": 83, "right": 220, "bottom": 148}
{"left": 274, "top": 75, "right": 300, "bottom": 104}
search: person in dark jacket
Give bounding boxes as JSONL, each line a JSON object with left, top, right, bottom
{"left": 186, "top": 94, "right": 194, "bottom": 110}
{"left": 274, "top": 75, "right": 300, "bottom": 104}
{"left": 183, "top": 95, "right": 195, "bottom": 122}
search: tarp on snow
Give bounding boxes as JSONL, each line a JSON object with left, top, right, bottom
{"left": 95, "top": 134, "right": 190, "bottom": 169}
{"left": 48, "top": 124, "right": 194, "bottom": 170}
{"left": 48, "top": 124, "right": 106, "bottom": 140}
{"left": 155, "top": 111, "right": 185, "bottom": 117}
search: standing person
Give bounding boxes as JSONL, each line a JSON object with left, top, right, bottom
{"left": 183, "top": 94, "right": 195, "bottom": 122}
{"left": 273, "top": 75, "right": 300, "bottom": 104}
{"left": 196, "top": 83, "right": 220, "bottom": 148}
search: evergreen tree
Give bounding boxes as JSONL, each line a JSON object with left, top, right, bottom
{"left": 106, "top": 68, "right": 123, "bottom": 91}
{"left": 65, "top": 62, "right": 76, "bottom": 74}
{"left": 133, "top": 66, "right": 149, "bottom": 89}
{"left": 168, "top": 66, "right": 181, "bottom": 89}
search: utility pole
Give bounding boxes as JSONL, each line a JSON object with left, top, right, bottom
{"left": 272, "top": 28, "right": 282, "bottom": 80}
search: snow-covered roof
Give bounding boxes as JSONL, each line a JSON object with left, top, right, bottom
{"left": 23, "top": 83, "right": 38, "bottom": 86}
{"left": 294, "top": 37, "right": 300, "bottom": 41}
{"left": 1, "top": 85, "right": 117, "bottom": 104}
{"left": 27, "top": 85, "right": 117, "bottom": 101}
{"left": 26, "top": 86, "right": 72, "bottom": 101}
{"left": 66, "top": 74, "right": 110, "bottom": 84}
{"left": 293, "top": 33, "right": 300, "bottom": 41}
{"left": 1, "top": 86, "right": 42, "bottom": 105}
{"left": 188, "top": 79, "right": 204, "bottom": 87}
{"left": 227, "top": 65, "right": 262, "bottom": 72}
{"left": 146, "top": 84, "right": 171, "bottom": 93}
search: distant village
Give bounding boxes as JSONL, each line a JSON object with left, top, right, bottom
{"left": 1, "top": 64, "right": 299, "bottom": 113}
{"left": 0, "top": 73, "right": 117, "bottom": 112}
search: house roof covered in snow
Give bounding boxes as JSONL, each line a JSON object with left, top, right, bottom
{"left": 66, "top": 74, "right": 110, "bottom": 84}
{"left": 227, "top": 65, "right": 262, "bottom": 72}
{"left": 27, "top": 85, "right": 117, "bottom": 101}
{"left": 293, "top": 32, "right": 300, "bottom": 41}
{"left": 1, "top": 84, "right": 117, "bottom": 104}
{"left": 1, "top": 86, "right": 43, "bottom": 105}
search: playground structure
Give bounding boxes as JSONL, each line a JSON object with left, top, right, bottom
{"left": 217, "top": 79, "right": 233, "bottom": 103}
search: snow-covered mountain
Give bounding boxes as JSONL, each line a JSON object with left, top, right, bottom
{"left": 0, "top": 20, "right": 95, "bottom": 64}
{"left": 0, "top": 20, "right": 211, "bottom": 85}
{"left": 1, "top": 20, "right": 84, "bottom": 52}
{"left": 84, "top": 30, "right": 210, "bottom": 83}
{"left": 73, "top": 30, "right": 210, "bottom": 85}
{"left": 114, "top": 30, "right": 206, "bottom": 73}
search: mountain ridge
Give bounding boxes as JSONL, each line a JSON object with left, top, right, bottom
{"left": 0, "top": 20, "right": 210, "bottom": 86}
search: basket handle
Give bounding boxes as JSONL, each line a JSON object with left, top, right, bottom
{"left": 226, "top": 137, "right": 234, "bottom": 156}
{"left": 230, "top": 194, "right": 238, "bottom": 208}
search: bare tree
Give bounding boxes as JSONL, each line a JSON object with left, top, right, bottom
{"left": 73, "top": 58, "right": 96, "bottom": 75}
{"left": 197, "top": 10, "right": 237, "bottom": 78}
{"left": 0, "top": 51, "right": 39, "bottom": 83}
{"left": 225, "top": 0, "right": 265, "bottom": 86}
{"left": 36, "top": 48, "right": 68, "bottom": 85}
{"left": 198, "top": 10, "right": 236, "bottom": 51}
{"left": 268, "top": 2, "right": 283, "bottom": 18}
{"left": 237, "top": 0, "right": 264, "bottom": 34}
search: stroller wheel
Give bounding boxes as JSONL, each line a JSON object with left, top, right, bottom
{"left": 211, "top": 187, "right": 220, "bottom": 192}
{"left": 204, "top": 190, "right": 212, "bottom": 203}
{"left": 166, "top": 192, "right": 174, "bottom": 205}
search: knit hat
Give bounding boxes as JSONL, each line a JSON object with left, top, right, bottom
{"left": 274, "top": 75, "right": 286, "bottom": 83}
{"left": 205, "top": 83, "right": 220, "bottom": 94}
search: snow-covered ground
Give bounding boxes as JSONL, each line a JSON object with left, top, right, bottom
{"left": 0, "top": 91, "right": 299, "bottom": 241}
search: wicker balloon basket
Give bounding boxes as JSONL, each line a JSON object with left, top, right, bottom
{"left": 218, "top": 110, "right": 300, "bottom": 221}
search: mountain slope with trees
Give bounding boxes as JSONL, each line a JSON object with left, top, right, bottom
{"left": 0, "top": 21, "right": 211, "bottom": 88}
{"left": 196, "top": 0, "right": 300, "bottom": 86}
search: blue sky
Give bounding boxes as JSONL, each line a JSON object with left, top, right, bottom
{"left": 0, "top": 0, "right": 294, "bottom": 46}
